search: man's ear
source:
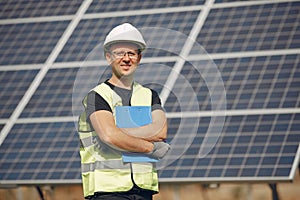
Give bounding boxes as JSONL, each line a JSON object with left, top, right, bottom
{"left": 137, "top": 53, "right": 142, "bottom": 63}
{"left": 105, "top": 52, "right": 113, "bottom": 64}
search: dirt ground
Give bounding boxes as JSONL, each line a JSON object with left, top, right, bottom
{"left": 1, "top": 170, "right": 299, "bottom": 200}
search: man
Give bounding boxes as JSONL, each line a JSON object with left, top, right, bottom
{"left": 78, "top": 23, "right": 170, "bottom": 200}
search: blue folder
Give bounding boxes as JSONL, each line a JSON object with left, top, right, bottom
{"left": 115, "top": 106, "right": 158, "bottom": 162}
{"left": 115, "top": 106, "right": 152, "bottom": 128}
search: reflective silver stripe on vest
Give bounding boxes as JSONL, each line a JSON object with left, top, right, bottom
{"left": 81, "top": 135, "right": 121, "bottom": 154}
{"left": 82, "top": 160, "right": 131, "bottom": 173}
{"left": 80, "top": 135, "right": 98, "bottom": 148}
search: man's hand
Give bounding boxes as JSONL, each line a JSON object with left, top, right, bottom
{"left": 147, "top": 142, "right": 170, "bottom": 160}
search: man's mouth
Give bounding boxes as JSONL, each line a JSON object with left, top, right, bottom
{"left": 121, "top": 65, "right": 131, "bottom": 70}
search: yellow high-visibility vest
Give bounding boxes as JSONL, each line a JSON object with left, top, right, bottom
{"left": 78, "top": 82, "right": 158, "bottom": 198}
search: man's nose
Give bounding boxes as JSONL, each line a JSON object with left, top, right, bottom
{"left": 122, "top": 53, "right": 131, "bottom": 61}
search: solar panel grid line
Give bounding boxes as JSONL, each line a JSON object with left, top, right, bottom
{"left": 14, "top": 116, "right": 77, "bottom": 123}
{"left": 176, "top": 151, "right": 297, "bottom": 159}
{"left": 188, "top": 49, "right": 300, "bottom": 60}
{"left": 246, "top": 57, "right": 269, "bottom": 109}
{"left": 85, "top": 0, "right": 206, "bottom": 13}
{"left": 287, "top": 14, "right": 300, "bottom": 48}
{"left": 261, "top": 3, "right": 291, "bottom": 51}
{"left": 0, "top": 0, "right": 92, "bottom": 146}
{"left": 221, "top": 59, "right": 239, "bottom": 109}
{"left": 7, "top": 0, "right": 24, "bottom": 18}
{"left": 226, "top": 7, "right": 248, "bottom": 52}
{"left": 165, "top": 108, "right": 300, "bottom": 118}
{"left": 212, "top": 0, "right": 300, "bottom": 10}
{"left": 270, "top": 115, "right": 293, "bottom": 177}
{"left": 224, "top": 115, "right": 248, "bottom": 178}
{"left": 253, "top": 115, "right": 277, "bottom": 177}
{"left": 0, "top": 121, "right": 7, "bottom": 125}
{"left": 241, "top": 6, "right": 264, "bottom": 53}
{"left": 0, "top": 15, "right": 74, "bottom": 25}
{"left": 83, "top": 5, "right": 205, "bottom": 20}
{"left": 268, "top": 5, "right": 298, "bottom": 50}
{"left": 233, "top": 56, "right": 257, "bottom": 110}
{"left": 160, "top": 0, "right": 214, "bottom": 105}
{"left": 263, "top": 115, "right": 295, "bottom": 177}
{"left": 249, "top": 6, "right": 267, "bottom": 51}
{"left": 83, "top": 0, "right": 300, "bottom": 16}
{"left": 277, "top": 64, "right": 297, "bottom": 109}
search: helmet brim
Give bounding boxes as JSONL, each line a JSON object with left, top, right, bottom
{"left": 104, "top": 40, "right": 146, "bottom": 52}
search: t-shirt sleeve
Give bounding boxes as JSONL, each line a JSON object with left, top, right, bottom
{"left": 86, "top": 91, "right": 112, "bottom": 120}
{"left": 151, "top": 89, "right": 163, "bottom": 111}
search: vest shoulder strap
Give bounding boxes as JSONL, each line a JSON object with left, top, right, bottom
{"left": 131, "top": 82, "right": 152, "bottom": 106}
{"left": 93, "top": 83, "right": 120, "bottom": 109}
{"left": 92, "top": 82, "right": 152, "bottom": 107}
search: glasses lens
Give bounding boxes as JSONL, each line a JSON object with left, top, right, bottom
{"left": 112, "top": 51, "right": 138, "bottom": 59}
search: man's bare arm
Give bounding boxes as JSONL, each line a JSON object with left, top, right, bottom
{"left": 121, "top": 109, "right": 167, "bottom": 142}
{"left": 90, "top": 110, "right": 154, "bottom": 153}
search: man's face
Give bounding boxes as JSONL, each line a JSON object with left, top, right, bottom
{"left": 106, "top": 42, "right": 141, "bottom": 79}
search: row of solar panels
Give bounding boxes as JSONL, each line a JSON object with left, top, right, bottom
{"left": 0, "top": 0, "right": 299, "bottom": 185}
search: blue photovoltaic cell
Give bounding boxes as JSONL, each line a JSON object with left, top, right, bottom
{"left": 194, "top": 2, "right": 300, "bottom": 53}
{"left": 166, "top": 54, "right": 300, "bottom": 112}
{"left": 159, "top": 114, "right": 300, "bottom": 181}
{"left": 0, "top": 21, "right": 69, "bottom": 65}
{"left": 0, "top": 0, "right": 82, "bottom": 19}
{"left": 0, "top": 70, "right": 38, "bottom": 118}
{"left": 214, "top": 55, "right": 300, "bottom": 110}
{"left": 0, "top": 122, "right": 81, "bottom": 181}
{"left": 20, "top": 68, "right": 79, "bottom": 118}
{"left": 86, "top": 0, "right": 205, "bottom": 13}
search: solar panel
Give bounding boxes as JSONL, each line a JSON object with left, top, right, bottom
{"left": 0, "top": 0, "right": 82, "bottom": 19}
{"left": 0, "top": 22, "right": 69, "bottom": 65}
{"left": 0, "top": 70, "right": 38, "bottom": 118}
{"left": 20, "top": 68, "right": 79, "bottom": 118}
{"left": 194, "top": 1, "right": 300, "bottom": 53}
{"left": 0, "top": 0, "right": 299, "bottom": 186}
{"left": 213, "top": 55, "right": 300, "bottom": 110}
{"left": 159, "top": 114, "right": 300, "bottom": 182}
{"left": 0, "top": 122, "right": 81, "bottom": 183}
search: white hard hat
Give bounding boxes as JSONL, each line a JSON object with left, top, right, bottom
{"left": 103, "top": 23, "right": 146, "bottom": 52}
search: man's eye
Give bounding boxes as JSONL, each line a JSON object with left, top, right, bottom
{"left": 128, "top": 52, "right": 136, "bottom": 56}
{"left": 116, "top": 52, "right": 125, "bottom": 56}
